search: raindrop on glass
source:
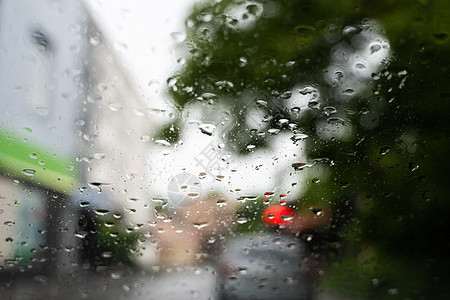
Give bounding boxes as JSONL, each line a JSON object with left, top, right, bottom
{"left": 23, "top": 169, "right": 36, "bottom": 176}
{"left": 199, "top": 124, "right": 216, "bottom": 136}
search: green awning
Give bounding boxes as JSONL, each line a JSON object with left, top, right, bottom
{"left": 0, "top": 129, "right": 80, "bottom": 194}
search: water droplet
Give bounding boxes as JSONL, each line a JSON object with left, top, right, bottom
{"left": 246, "top": 3, "right": 262, "bottom": 15}
{"left": 4, "top": 221, "right": 15, "bottom": 226}
{"left": 342, "top": 25, "right": 362, "bottom": 37}
{"left": 237, "top": 195, "right": 258, "bottom": 202}
{"left": 87, "top": 94, "right": 102, "bottom": 103}
{"left": 372, "top": 278, "right": 380, "bottom": 287}
{"left": 313, "top": 208, "right": 323, "bottom": 216}
{"left": 236, "top": 217, "right": 248, "bottom": 224}
{"left": 370, "top": 43, "right": 381, "bottom": 54}
{"left": 89, "top": 33, "right": 102, "bottom": 46}
{"left": 199, "top": 124, "right": 215, "bottom": 136}
{"left": 268, "top": 128, "right": 280, "bottom": 135}
{"left": 188, "top": 192, "right": 200, "bottom": 199}
{"left": 283, "top": 277, "right": 296, "bottom": 285}
{"left": 292, "top": 133, "right": 309, "bottom": 142}
{"left": 170, "top": 31, "right": 186, "bottom": 43}
{"left": 299, "top": 86, "right": 317, "bottom": 95}
{"left": 239, "top": 57, "right": 248, "bottom": 67}
{"left": 110, "top": 272, "right": 122, "bottom": 280}
{"left": 388, "top": 288, "right": 398, "bottom": 295}
{"left": 83, "top": 133, "right": 96, "bottom": 141}
{"left": 148, "top": 79, "right": 161, "bottom": 94}
{"left": 35, "top": 106, "right": 50, "bottom": 116}
{"left": 292, "top": 163, "right": 308, "bottom": 171}
{"left": 355, "top": 63, "right": 366, "bottom": 70}
{"left": 23, "top": 169, "right": 36, "bottom": 176}
{"left": 256, "top": 99, "right": 268, "bottom": 107}
{"left": 75, "top": 119, "right": 85, "bottom": 126}
{"left": 74, "top": 231, "right": 87, "bottom": 239}
{"left": 122, "top": 285, "right": 131, "bottom": 292}
{"left": 79, "top": 201, "right": 90, "bottom": 208}
{"left": 97, "top": 83, "right": 108, "bottom": 92}
{"left": 237, "top": 267, "right": 248, "bottom": 275}
{"left": 290, "top": 107, "right": 301, "bottom": 115}
{"left": 293, "top": 24, "right": 316, "bottom": 38}
{"left": 94, "top": 153, "right": 106, "bottom": 160}
{"left": 323, "top": 106, "right": 337, "bottom": 116}
{"left": 327, "top": 116, "right": 346, "bottom": 124}
{"left": 342, "top": 88, "right": 355, "bottom": 95}
{"left": 70, "top": 24, "right": 81, "bottom": 33}
{"left": 155, "top": 139, "right": 171, "bottom": 147}
{"left": 216, "top": 199, "right": 227, "bottom": 207}
{"left": 334, "top": 71, "right": 344, "bottom": 83}
{"left": 246, "top": 144, "right": 256, "bottom": 150}
{"left": 201, "top": 92, "right": 218, "bottom": 101}
{"left": 88, "top": 182, "right": 110, "bottom": 191}
{"left": 94, "top": 209, "right": 110, "bottom": 216}
{"left": 409, "top": 162, "right": 419, "bottom": 172}
{"left": 308, "top": 99, "right": 320, "bottom": 109}
{"left": 108, "top": 103, "right": 123, "bottom": 112}
{"left": 215, "top": 80, "right": 234, "bottom": 89}
{"left": 197, "top": 12, "right": 213, "bottom": 22}
{"left": 78, "top": 186, "right": 88, "bottom": 193}
{"left": 193, "top": 222, "right": 209, "bottom": 229}
{"left": 379, "top": 145, "right": 391, "bottom": 155}
{"left": 64, "top": 246, "right": 75, "bottom": 253}
{"left": 114, "top": 42, "right": 128, "bottom": 53}
{"left": 167, "top": 77, "right": 178, "bottom": 89}
{"left": 29, "top": 152, "right": 39, "bottom": 159}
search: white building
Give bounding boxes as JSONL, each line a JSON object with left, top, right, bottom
{"left": 0, "top": 0, "right": 151, "bottom": 272}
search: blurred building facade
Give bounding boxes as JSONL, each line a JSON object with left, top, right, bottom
{"left": 0, "top": 0, "right": 151, "bottom": 273}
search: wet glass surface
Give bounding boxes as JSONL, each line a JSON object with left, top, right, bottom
{"left": 0, "top": 0, "right": 449, "bottom": 299}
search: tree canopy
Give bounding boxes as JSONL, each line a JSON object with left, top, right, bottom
{"left": 168, "top": 0, "right": 450, "bottom": 298}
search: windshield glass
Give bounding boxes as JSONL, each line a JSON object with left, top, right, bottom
{"left": 0, "top": 0, "right": 449, "bottom": 299}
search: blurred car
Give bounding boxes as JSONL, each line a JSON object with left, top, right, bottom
{"left": 219, "top": 233, "right": 313, "bottom": 300}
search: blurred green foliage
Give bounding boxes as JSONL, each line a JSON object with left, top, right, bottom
{"left": 169, "top": 0, "right": 450, "bottom": 298}
{"left": 153, "top": 120, "right": 181, "bottom": 144}
{"left": 235, "top": 197, "right": 267, "bottom": 234}
{"left": 95, "top": 218, "right": 140, "bottom": 266}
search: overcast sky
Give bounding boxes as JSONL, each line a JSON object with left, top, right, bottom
{"left": 84, "top": 0, "right": 196, "bottom": 106}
